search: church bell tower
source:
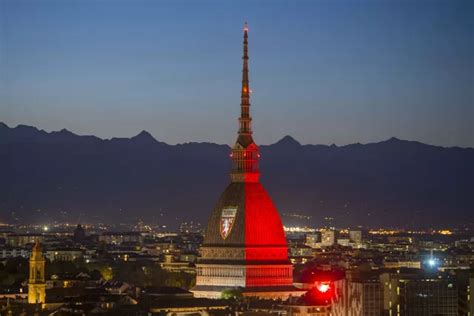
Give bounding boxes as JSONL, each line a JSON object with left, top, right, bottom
{"left": 28, "top": 240, "right": 46, "bottom": 305}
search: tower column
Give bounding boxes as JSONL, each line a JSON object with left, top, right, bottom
{"left": 28, "top": 240, "right": 46, "bottom": 305}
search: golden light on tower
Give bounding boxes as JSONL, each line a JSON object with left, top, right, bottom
{"left": 28, "top": 240, "right": 46, "bottom": 305}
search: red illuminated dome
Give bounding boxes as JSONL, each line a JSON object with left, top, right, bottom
{"left": 201, "top": 23, "right": 287, "bottom": 254}
{"left": 203, "top": 182, "right": 288, "bottom": 261}
{"left": 193, "top": 24, "right": 302, "bottom": 299}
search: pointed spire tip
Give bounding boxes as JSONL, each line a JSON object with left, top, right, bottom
{"left": 243, "top": 22, "right": 249, "bottom": 32}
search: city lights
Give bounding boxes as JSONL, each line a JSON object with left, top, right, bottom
{"left": 425, "top": 257, "right": 440, "bottom": 269}
{"left": 0, "top": 1, "right": 470, "bottom": 315}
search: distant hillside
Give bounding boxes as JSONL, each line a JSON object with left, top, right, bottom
{"left": 0, "top": 122, "right": 473, "bottom": 229}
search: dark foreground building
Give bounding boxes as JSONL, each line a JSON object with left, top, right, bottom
{"left": 192, "top": 24, "right": 302, "bottom": 299}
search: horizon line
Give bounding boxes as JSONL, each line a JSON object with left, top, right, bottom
{"left": 1, "top": 121, "right": 472, "bottom": 150}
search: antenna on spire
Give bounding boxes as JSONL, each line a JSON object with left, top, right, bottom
{"left": 243, "top": 21, "right": 249, "bottom": 32}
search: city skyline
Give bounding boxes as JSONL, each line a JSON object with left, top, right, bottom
{"left": 1, "top": 0, "right": 473, "bottom": 147}
{"left": 0, "top": 2, "right": 473, "bottom": 314}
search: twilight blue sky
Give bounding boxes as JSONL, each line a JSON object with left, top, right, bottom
{"left": 1, "top": 0, "right": 473, "bottom": 146}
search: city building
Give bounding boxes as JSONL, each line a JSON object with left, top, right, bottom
{"left": 305, "top": 233, "right": 322, "bottom": 248}
{"left": 193, "top": 24, "right": 302, "bottom": 300}
{"left": 0, "top": 247, "right": 29, "bottom": 259}
{"left": 28, "top": 241, "right": 46, "bottom": 305}
{"left": 285, "top": 283, "right": 335, "bottom": 316}
{"left": 383, "top": 259, "right": 421, "bottom": 269}
{"left": 349, "top": 230, "right": 362, "bottom": 244}
{"left": 321, "top": 230, "right": 338, "bottom": 247}
{"left": 332, "top": 270, "right": 384, "bottom": 316}
{"left": 337, "top": 238, "right": 351, "bottom": 247}
{"left": 7, "top": 233, "right": 44, "bottom": 247}
{"left": 73, "top": 224, "right": 86, "bottom": 242}
{"left": 160, "top": 254, "right": 196, "bottom": 274}
{"left": 99, "top": 231, "right": 143, "bottom": 244}
{"left": 45, "top": 248, "right": 83, "bottom": 262}
{"left": 381, "top": 270, "right": 460, "bottom": 316}
{"left": 285, "top": 302, "right": 332, "bottom": 316}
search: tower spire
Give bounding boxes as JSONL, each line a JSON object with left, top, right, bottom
{"left": 239, "top": 22, "right": 251, "bottom": 136}
{"left": 231, "top": 23, "right": 260, "bottom": 183}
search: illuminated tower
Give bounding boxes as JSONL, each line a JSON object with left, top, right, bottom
{"left": 193, "top": 23, "right": 302, "bottom": 299}
{"left": 28, "top": 241, "right": 46, "bottom": 305}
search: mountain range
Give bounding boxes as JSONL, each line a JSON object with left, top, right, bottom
{"left": 1, "top": 122, "right": 473, "bottom": 229}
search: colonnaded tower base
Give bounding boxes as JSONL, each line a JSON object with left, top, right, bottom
{"left": 192, "top": 24, "right": 304, "bottom": 300}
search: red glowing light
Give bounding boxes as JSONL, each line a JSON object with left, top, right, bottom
{"left": 316, "top": 282, "right": 330, "bottom": 293}
{"left": 305, "top": 281, "right": 335, "bottom": 305}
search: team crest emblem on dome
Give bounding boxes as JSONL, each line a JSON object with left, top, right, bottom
{"left": 220, "top": 207, "right": 237, "bottom": 239}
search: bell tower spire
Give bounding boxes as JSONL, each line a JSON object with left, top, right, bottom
{"left": 231, "top": 22, "right": 260, "bottom": 183}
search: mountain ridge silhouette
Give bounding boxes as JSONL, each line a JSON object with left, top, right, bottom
{"left": 0, "top": 122, "right": 472, "bottom": 229}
